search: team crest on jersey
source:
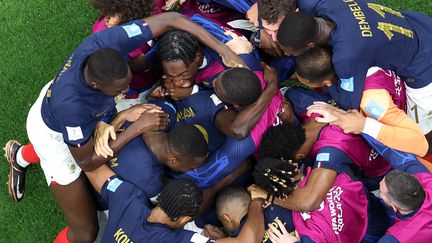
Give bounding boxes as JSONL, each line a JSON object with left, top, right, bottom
{"left": 340, "top": 77, "right": 354, "bottom": 92}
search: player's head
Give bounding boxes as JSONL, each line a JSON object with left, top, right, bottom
{"left": 158, "top": 30, "right": 201, "bottom": 90}
{"left": 277, "top": 11, "right": 317, "bottom": 56}
{"left": 213, "top": 67, "right": 262, "bottom": 110}
{"left": 85, "top": 48, "right": 131, "bottom": 96}
{"left": 165, "top": 124, "right": 209, "bottom": 172}
{"left": 216, "top": 186, "right": 251, "bottom": 233}
{"left": 157, "top": 179, "right": 203, "bottom": 228}
{"left": 259, "top": 123, "right": 307, "bottom": 162}
{"left": 91, "top": 0, "right": 154, "bottom": 27}
{"left": 295, "top": 45, "right": 337, "bottom": 88}
{"left": 254, "top": 157, "right": 302, "bottom": 202}
{"left": 260, "top": 0, "right": 296, "bottom": 41}
{"left": 380, "top": 170, "right": 425, "bottom": 213}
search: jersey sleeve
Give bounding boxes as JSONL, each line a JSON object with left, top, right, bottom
{"left": 177, "top": 135, "right": 255, "bottom": 188}
{"left": 207, "top": 93, "right": 228, "bottom": 123}
{"left": 190, "top": 14, "right": 233, "bottom": 43}
{"left": 377, "top": 234, "right": 400, "bottom": 243}
{"left": 330, "top": 58, "right": 369, "bottom": 109}
{"left": 361, "top": 89, "right": 428, "bottom": 156}
{"left": 56, "top": 108, "right": 96, "bottom": 147}
{"left": 89, "top": 20, "right": 154, "bottom": 59}
{"left": 314, "top": 147, "right": 355, "bottom": 174}
{"left": 100, "top": 175, "right": 149, "bottom": 215}
{"left": 212, "top": 0, "right": 254, "bottom": 14}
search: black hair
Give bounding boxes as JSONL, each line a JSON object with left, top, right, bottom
{"left": 86, "top": 48, "right": 129, "bottom": 84}
{"left": 296, "top": 45, "right": 336, "bottom": 83}
{"left": 384, "top": 170, "right": 425, "bottom": 211}
{"left": 167, "top": 124, "right": 209, "bottom": 162}
{"left": 215, "top": 186, "right": 251, "bottom": 213}
{"left": 277, "top": 11, "right": 317, "bottom": 50}
{"left": 259, "top": 123, "right": 306, "bottom": 160}
{"left": 253, "top": 157, "right": 301, "bottom": 203}
{"left": 158, "top": 179, "right": 203, "bottom": 221}
{"left": 220, "top": 67, "right": 262, "bottom": 106}
{"left": 157, "top": 30, "right": 200, "bottom": 65}
{"left": 259, "top": 0, "right": 296, "bottom": 24}
{"left": 91, "top": 0, "right": 154, "bottom": 24}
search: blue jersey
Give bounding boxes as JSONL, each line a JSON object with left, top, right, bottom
{"left": 283, "top": 87, "right": 333, "bottom": 123}
{"left": 298, "top": 0, "right": 432, "bottom": 109}
{"left": 173, "top": 86, "right": 227, "bottom": 152}
{"left": 198, "top": 0, "right": 254, "bottom": 14}
{"left": 191, "top": 14, "right": 262, "bottom": 87}
{"left": 41, "top": 20, "right": 153, "bottom": 146}
{"left": 108, "top": 136, "right": 165, "bottom": 198}
{"left": 172, "top": 135, "right": 256, "bottom": 188}
{"left": 101, "top": 176, "right": 211, "bottom": 243}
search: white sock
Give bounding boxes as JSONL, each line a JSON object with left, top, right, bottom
{"left": 16, "top": 148, "right": 30, "bottom": 168}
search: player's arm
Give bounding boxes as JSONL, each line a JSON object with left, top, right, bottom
{"left": 361, "top": 89, "right": 428, "bottom": 156}
{"left": 215, "top": 199, "right": 265, "bottom": 243}
{"left": 215, "top": 64, "right": 278, "bottom": 139}
{"left": 144, "top": 12, "right": 245, "bottom": 68}
{"left": 69, "top": 110, "right": 169, "bottom": 172}
{"left": 84, "top": 164, "right": 116, "bottom": 194}
{"left": 273, "top": 168, "right": 336, "bottom": 212}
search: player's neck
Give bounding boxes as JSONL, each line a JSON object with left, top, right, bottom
{"left": 142, "top": 132, "right": 170, "bottom": 162}
{"left": 147, "top": 207, "right": 175, "bottom": 227}
{"left": 314, "top": 17, "right": 333, "bottom": 44}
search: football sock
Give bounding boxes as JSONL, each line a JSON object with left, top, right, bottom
{"left": 21, "top": 143, "right": 40, "bottom": 163}
{"left": 54, "top": 226, "right": 70, "bottom": 243}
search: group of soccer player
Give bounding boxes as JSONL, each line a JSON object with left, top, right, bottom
{"left": 5, "top": 0, "right": 432, "bottom": 242}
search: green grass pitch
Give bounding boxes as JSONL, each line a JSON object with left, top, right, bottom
{"left": 0, "top": 0, "right": 431, "bottom": 241}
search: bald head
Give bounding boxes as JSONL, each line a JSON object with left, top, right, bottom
{"left": 216, "top": 186, "right": 250, "bottom": 220}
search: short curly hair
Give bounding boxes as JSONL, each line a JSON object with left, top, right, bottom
{"left": 91, "top": 0, "right": 154, "bottom": 24}
{"left": 260, "top": 0, "right": 296, "bottom": 24}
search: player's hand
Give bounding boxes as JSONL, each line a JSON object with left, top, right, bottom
{"left": 260, "top": 30, "right": 284, "bottom": 57}
{"left": 123, "top": 103, "right": 163, "bottom": 122}
{"left": 219, "top": 47, "right": 247, "bottom": 68}
{"left": 224, "top": 31, "right": 253, "bottom": 55}
{"left": 94, "top": 121, "right": 116, "bottom": 158}
{"left": 248, "top": 184, "right": 268, "bottom": 200}
{"left": 246, "top": 3, "right": 259, "bottom": 28}
{"left": 262, "top": 62, "right": 278, "bottom": 95}
{"left": 331, "top": 109, "right": 366, "bottom": 134}
{"left": 163, "top": 0, "right": 186, "bottom": 11}
{"left": 202, "top": 225, "right": 227, "bottom": 240}
{"left": 134, "top": 108, "right": 170, "bottom": 133}
{"left": 268, "top": 219, "right": 299, "bottom": 243}
{"left": 306, "top": 101, "right": 346, "bottom": 123}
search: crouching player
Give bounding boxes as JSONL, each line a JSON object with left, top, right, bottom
{"left": 85, "top": 163, "right": 266, "bottom": 243}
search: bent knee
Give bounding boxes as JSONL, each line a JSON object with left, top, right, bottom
{"left": 68, "top": 224, "right": 99, "bottom": 243}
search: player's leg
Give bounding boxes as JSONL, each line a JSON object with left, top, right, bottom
{"left": 4, "top": 141, "right": 40, "bottom": 202}
{"left": 50, "top": 174, "right": 99, "bottom": 243}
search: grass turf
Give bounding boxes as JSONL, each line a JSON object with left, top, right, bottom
{"left": 0, "top": 0, "right": 431, "bottom": 241}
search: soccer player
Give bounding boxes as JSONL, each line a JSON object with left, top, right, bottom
{"left": 91, "top": 0, "right": 162, "bottom": 104}
{"left": 5, "top": 12, "right": 245, "bottom": 242}
{"left": 211, "top": 186, "right": 293, "bottom": 243}
{"left": 85, "top": 164, "right": 266, "bottom": 243}
{"left": 250, "top": 122, "right": 393, "bottom": 212}
{"left": 276, "top": 6, "right": 432, "bottom": 150}
{"left": 295, "top": 45, "right": 429, "bottom": 157}
{"left": 378, "top": 170, "right": 432, "bottom": 242}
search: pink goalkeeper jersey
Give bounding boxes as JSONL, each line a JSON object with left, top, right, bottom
{"left": 311, "top": 125, "right": 391, "bottom": 178}
{"left": 293, "top": 168, "right": 368, "bottom": 243}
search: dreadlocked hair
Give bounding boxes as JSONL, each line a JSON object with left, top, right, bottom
{"left": 157, "top": 179, "right": 203, "bottom": 221}
{"left": 157, "top": 30, "right": 200, "bottom": 65}
{"left": 91, "top": 0, "right": 154, "bottom": 24}
{"left": 253, "top": 157, "right": 301, "bottom": 204}
{"left": 259, "top": 0, "right": 296, "bottom": 24}
{"left": 259, "top": 123, "right": 305, "bottom": 160}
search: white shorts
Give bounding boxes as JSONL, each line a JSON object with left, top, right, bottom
{"left": 26, "top": 81, "right": 81, "bottom": 186}
{"left": 406, "top": 82, "right": 432, "bottom": 134}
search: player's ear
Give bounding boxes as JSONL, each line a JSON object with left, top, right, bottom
{"left": 295, "top": 153, "right": 305, "bottom": 162}
{"left": 322, "top": 80, "right": 333, "bottom": 87}
{"left": 178, "top": 216, "right": 192, "bottom": 226}
{"left": 306, "top": 42, "right": 316, "bottom": 49}
{"left": 223, "top": 213, "right": 232, "bottom": 224}
{"left": 195, "top": 51, "right": 203, "bottom": 63}
{"left": 90, "top": 81, "right": 99, "bottom": 90}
